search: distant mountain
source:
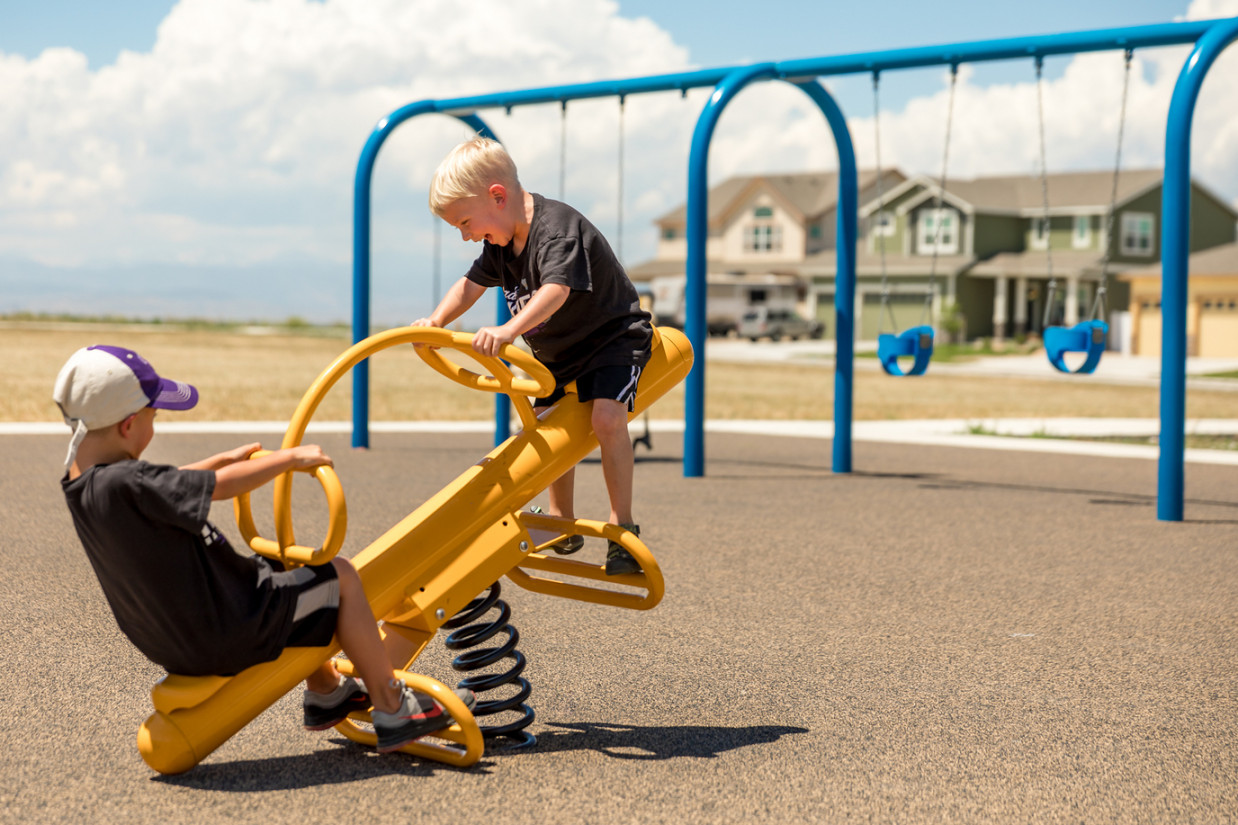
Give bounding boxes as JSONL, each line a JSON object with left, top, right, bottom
{"left": 1, "top": 256, "right": 359, "bottom": 325}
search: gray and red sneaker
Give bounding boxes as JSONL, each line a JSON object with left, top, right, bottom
{"left": 372, "top": 681, "right": 477, "bottom": 753}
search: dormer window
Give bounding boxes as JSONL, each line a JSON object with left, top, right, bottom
{"left": 918, "top": 208, "right": 958, "bottom": 255}
{"left": 1031, "top": 217, "right": 1049, "bottom": 250}
{"left": 872, "top": 210, "right": 895, "bottom": 237}
{"left": 1072, "top": 215, "right": 1091, "bottom": 248}
{"left": 1121, "top": 212, "right": 1155, "bottom": 256}
{"left": 744, "top": 205, "right": 781, "bottom": 253}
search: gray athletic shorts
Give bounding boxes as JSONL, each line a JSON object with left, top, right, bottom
{"left": 263, "top": 559, "right": 341, "bottom": 649}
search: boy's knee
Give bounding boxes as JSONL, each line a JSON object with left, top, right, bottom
{"left": 329, "top": 558, "right": 362, "bottom": 591}
{"left": 591, "top": 401, "right": 627, "bottom": 437}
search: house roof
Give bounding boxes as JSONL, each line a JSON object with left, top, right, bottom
{"left": 654, "top": 169, "right": 893, "bottom": 225}
{"left": 871, "top": 169, "right": 1170, "bottom": 217}
{"left": 969, "top": 250, "right": 1128, "bottom": 279}
{"left": 1121, "top": 240, "right": 1238, "bottom": 280}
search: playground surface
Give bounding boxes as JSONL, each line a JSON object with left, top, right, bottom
{"left": 4, "top": 426, "right": 1236, "bottom": 824}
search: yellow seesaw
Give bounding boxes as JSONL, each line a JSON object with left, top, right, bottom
{"left": 137, "top": 325, "right": 693, "bottom": 774}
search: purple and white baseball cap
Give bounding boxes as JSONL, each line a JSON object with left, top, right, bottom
{"left": 53, "top": 345, "right": 198, "bottom": 470}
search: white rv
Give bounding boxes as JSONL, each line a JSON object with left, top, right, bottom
{"left": 649, "top": 273, "right": 801, "bottom": 336}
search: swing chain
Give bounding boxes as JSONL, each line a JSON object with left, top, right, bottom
{"left": 923, "top": 63, "right": 958, "bottom": 326}
{"left": 559, "top": 100, "right": 568, "bottom": 201}
{"left": 871, "top": 71, "right": 897, "bottom": 336}
{"left": 1035, "top": 56, "right": 1059, "bottom": 330}
{"left": 1091, "top": 47, "right": 1133, "bottom": 323}
{"left": 617, "top": 95, "right": 626, "bottom": 263}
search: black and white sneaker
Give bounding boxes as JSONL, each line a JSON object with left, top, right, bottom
{"left": 303, "top": 675, "right": 370, "bottom": 731}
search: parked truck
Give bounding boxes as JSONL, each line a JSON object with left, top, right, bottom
{"left": 649, "top": 273, "right": 801, "bottom": 336}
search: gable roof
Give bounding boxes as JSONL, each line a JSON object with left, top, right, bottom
{"left": 1122, "top": 240, "right": 1238, "bottom": 279}
{"left": 868, "top": 169, "right": 1169, "bottom": 217}
{"left": 655, "top": 169, "right": 894, "bottom": 225}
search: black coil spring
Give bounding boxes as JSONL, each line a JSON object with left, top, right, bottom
{"left": 442, "top": 581, "right": 536, "bottom": 751}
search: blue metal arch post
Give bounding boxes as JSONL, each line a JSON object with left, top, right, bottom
{"left": 682, "top": 70, "right": 858, "bottom": 477}
{"left": 351, "top": 107, "right": 498, "bottom": 449}
{"left": 1157, "top": 17, "right": 1238, "bottom": 521}
{"left": 347, "top": 18, "right": 1233, "bottom": 520}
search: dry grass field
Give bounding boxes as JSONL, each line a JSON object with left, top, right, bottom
{"left": 5, "top": 322, "right": 1236, "bottom": 424}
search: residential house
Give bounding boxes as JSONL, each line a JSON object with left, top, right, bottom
{"left": 1120, "top": 241, "right": 1238, "bottom": 357}
{"left": 630, "top": 168, "right": 1238, "bottom": 346}
{"left": 627, "top": 169, "right": 905, "bottom": 338}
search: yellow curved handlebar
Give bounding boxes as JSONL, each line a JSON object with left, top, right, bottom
{"left": 252, "top": 327, "right": 556, "bottom": 569}
{"left": 233, "top": 450, "right": 348, "bottom": 567}
{"left": 413, "top": 328, "right": 555, "bottom": 397}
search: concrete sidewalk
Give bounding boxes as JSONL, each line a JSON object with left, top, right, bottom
{"left": 703, "top": 337, "right": 1238, "bottom": 389}
{"left": 7, "top": 415, "right": 1237, "bottom": 465}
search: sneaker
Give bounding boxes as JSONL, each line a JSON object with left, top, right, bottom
{"left": 547, "top": 534, "right": 585, "bottom": 555}
{"left": 605, "top": 523, "right": 643, "bottom": 576}
{"left": 372, "top": 682, "right": 477, "bottom": 753}
{"left": 528, "top": 506, "right": 584, "bottom": 555}
{"left": 303, "top": 675, "right": 370, "bottom": 731}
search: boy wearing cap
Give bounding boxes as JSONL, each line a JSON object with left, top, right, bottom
{"left": 54, "top": 345, "right": 472, "bottom": 754}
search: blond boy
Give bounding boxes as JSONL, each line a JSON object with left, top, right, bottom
{"left": 413, "top": 137, "right": 652, "bottom": 575}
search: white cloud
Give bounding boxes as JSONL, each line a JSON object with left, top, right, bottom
{"left": 0, "top": 0, "right": 692, "bottom": 276}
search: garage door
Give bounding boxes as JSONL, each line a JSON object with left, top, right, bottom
{"left": 862, "top": 293, "right": 931, "bottom": 340}
{"left": 1199, "top": 298, "right": 1238, "bottom": 358}
{"left": 1137, "top": 303, "right": 1161, "bottom": 357}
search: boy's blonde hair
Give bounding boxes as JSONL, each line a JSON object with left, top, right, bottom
{"left": 429, "top": 137, "right": 522, "bottom": 216}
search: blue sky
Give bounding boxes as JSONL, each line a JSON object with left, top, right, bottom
{"left": 1, "top": 0, "right": 1235, "bottom": 324}
{"left": 0, "top": 0, "right": 1201, "bottom": 71}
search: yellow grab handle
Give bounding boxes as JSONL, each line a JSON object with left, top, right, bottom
{"left": 233, "top": 450, "right": 347, "bottom": 567}
{"left": 508, "top": 512, "right": 664, "bottom": 610}
{"left": 412, "top": 328, "right": 555, "bottom": 432}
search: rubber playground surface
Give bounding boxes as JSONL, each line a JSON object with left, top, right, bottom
{"left": 3, "top": 426, "right": 1236, "bottom": 824}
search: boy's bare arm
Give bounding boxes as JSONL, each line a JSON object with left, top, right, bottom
{"left": 210, "top": 445, "right": 333, "bottom": 501}
{"left": 181, "top": 443, "right": 263, "bottom": 472}
{"left": 472, "top": 283, "right": 570, "bottom": 356}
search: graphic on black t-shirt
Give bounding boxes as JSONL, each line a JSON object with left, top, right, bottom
{"left": 466, "top": 193, "right": 652, "bottom": 384}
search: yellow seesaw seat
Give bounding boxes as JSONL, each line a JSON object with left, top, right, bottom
{"left": 138, "top": 325, "right": 693, "bottom": 774}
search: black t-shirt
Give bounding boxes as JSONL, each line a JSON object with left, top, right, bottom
{"left": 466, "top": 193, "right": 652, "bottom": 385}
{"left": 62, "top": 460, "right": 299, "bottom": 676}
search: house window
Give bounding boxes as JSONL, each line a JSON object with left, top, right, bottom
{"left": 872, "top": 210, "right": 895, "bottom": 237}
{"left": 1121, "top": 212, "right": 1155, "bottom": 256}
{"left": 918, "top": 208, "right": 958, "bottom": 255}
{"left": 1072, "top": 215, "right": 1091, "bottom": 249}
{"left": 1031, "top": 217, "right": 1049, "bottom": 250}
{"left": 810, "top": 223, "right": 823, "bottom": 239}
{"left": 753, "top": 206, "right": 774, "bottom": 218}
{"left": 745, "top": 223, "right": 782, "bottom": 252}
{"left": 662, "top": 227, "right": 677, "bottom": 240}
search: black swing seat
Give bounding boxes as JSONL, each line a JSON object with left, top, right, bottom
{"left": 878, "top": 325, "right": 934, "bottom": 377}
{"left": 1044, "top": 319, "right": 1107, "bottom": 374}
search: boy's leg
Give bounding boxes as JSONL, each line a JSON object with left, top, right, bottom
{"left": 536, "top": 402, "right": 577, "bottom": 520}
{"left": 328, "top": 558, "right": 403, "bottom": 713}
{"left": 591, "top": 398, "right": 635, "bottom": 525}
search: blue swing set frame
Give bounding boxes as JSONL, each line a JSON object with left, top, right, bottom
{"left": 349, "top": 17, "right": 1238, "bottom": 522}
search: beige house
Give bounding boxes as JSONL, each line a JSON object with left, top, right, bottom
{"left": 1121, "top": 241, "right": 1238, "bottom": 357}
{"left": 628, "top": 170, "right": 904, "bottom": 337}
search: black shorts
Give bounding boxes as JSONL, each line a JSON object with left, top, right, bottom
{"left": 266, "top": 560, "right": 341, "bottom": 649}
{"left": 536, "top": 363, "right": 643, "bottom": 412}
